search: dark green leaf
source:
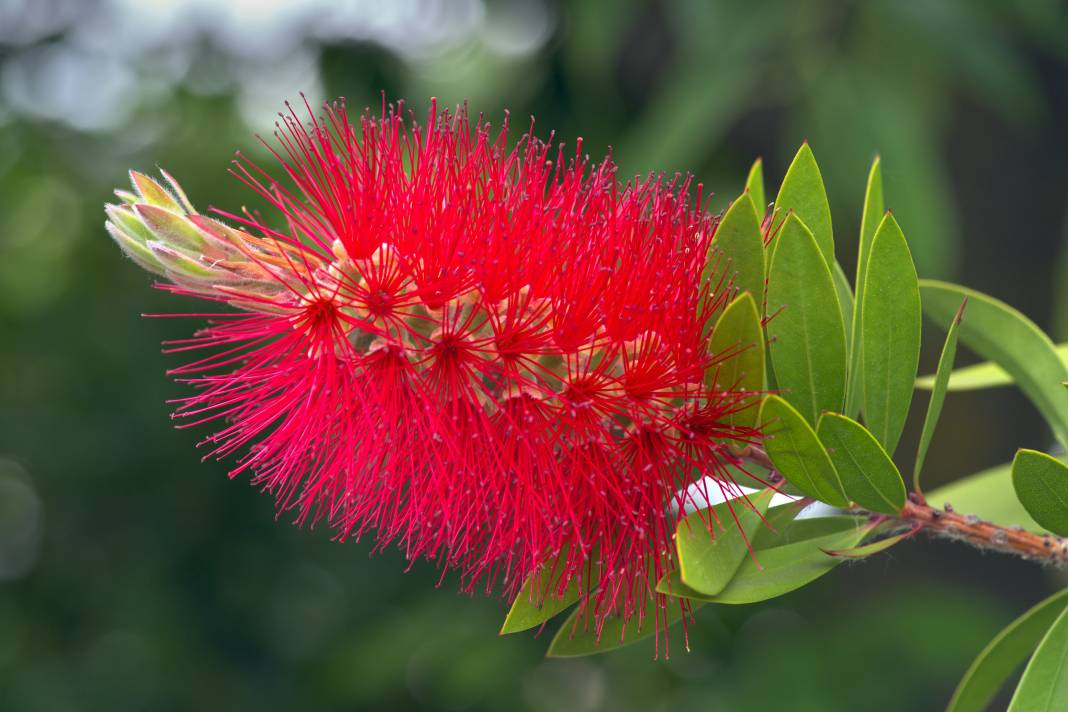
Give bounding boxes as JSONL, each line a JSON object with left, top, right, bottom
{"left": 676, "top": 489, "right": 774, "bottom": 596}
{"left": 710, "top": 193, "right": 766, "bottom": 308}
{"left": 759, "top": 395, "right": 848, "bottom": 506}
{"left": 707, "top": 293, "right": 764, "bottom": 429}
{"left": 1012, "top": 450, "right": 1068, "bottom": 536}
{"left": 817, "top": 413, "right": 906, "bottom": 514}
{"left": 949, "top": 588, "right": 1068, "bottom": 712}
{"left": 920, "top": 281, "right": 1068, "bottom": 449}
{"left": 746, "top": 158, "right": 766, "bottom": 217}
{"left": 766, "top": 215, "right": 848, "bottom": 424}
{"left": 772, "top": 143, "right": 834, "bottom": 266}
{"left": 861, "top": 214, "right": 921, "bottom": 455}
{"left": 846, "top": 157, "right": 885, "bottom": 417}
{"left": 914, "top": 299, "right": 966, "bottom": 491}
{"left": 1007, "top": 600, "right": 1068, "bottom": 711}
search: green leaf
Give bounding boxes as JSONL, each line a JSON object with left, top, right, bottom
{"left": 832, "top": 260, "right": 855, "bottom": 371}
{"left": 817, "top": 413, "right": 907, "bottom": 514}
{"left": 766, "top": 215, "right": 848, "bottom": 424}
{"left": 846, "top": 156, "right": 885, "bottom": 418}
{"left": 746, "top": 158, "right": 766, "bottom": 218}
{"left": 920, "top": 280, "right": 1068, "bottom": 449}
{"left": 928, "top": 461, "right": 1050, "bottom": 534}
{"left": 949, "top": 588, "right": 1068, "bottom": 712}
{"left": 822, "top": 528, "right": 912, "bottom": 559}
{"left": 861, "top": 214, "right": 921, "bottom": 455}
{"left": 545, "top": 600, "right": 687, "bottom": 658}
{"left": 916, "top": 343, "right": 1068, "bottom": 391}
{"left": 500, "top": 546, "right": 584, "bottom": 634}
{"left": 710, "top": 193, "right": 766, "bottom": 307}
{"left": 1007, "top": 600, "right": 1068, "bottom": 711}
{"left": 676, "top": 489, "right": 774, "bottom": 596}
{"left": 1012, "top": 450, "right": 1068, "bottom": 536}
{"left": 750, "top": 512, "right": 866, "bottom": 550}
{"left": 659, "top": 522, "right": 869, "bottom": 605}
{"left": 914, "top": 299, "right": 966, "bottom": 491}
{"left": 707, "top": 293, "right": 764, "bottom": 429}
{"left": 772, "top": 143, "right": 834, "bottom": 266}
{"left": 759, "top": 396, "right": 848, "bottom": 506}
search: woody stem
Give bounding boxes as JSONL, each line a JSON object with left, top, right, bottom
{"left": 737, "top": 445, "right": 1068, "bottom": 565}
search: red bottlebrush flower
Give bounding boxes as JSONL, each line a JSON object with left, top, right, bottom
{"left": 104, "top": 97, "right": 762, "bottom": 655}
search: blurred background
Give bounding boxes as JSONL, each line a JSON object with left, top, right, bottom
{"left": 2, "top": 0, "right": 1068, "bottom": 709}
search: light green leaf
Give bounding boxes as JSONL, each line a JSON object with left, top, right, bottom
{"left": 746, "top": 158, "right": 766, "bottom": 218}
{"left": 750, "top": 510, "right": 863, "bottom": 550}
{"left": 928, "top": 461, "right": 1053, "bottom": 534}
{"left": 920, "top": 280, "right": 1068, "bottom": 449}
{"left": 676, "top": 489, "right": 774, "bottom": 596}
{"left": 1007, "top": 600, "right": 1068, "bottom": 711}
{"left": 545, "top": 599, "right": 687, "bottom": 658}
{"left": 949, "top": 588, "right": 1068, "bottom": 712}
{"left": 822, "top": 528, "right": 912, "bottom": 559}
{"left": 846, "top": 157, "right": 885, "bottom": 417}
{"left": 501, "top": 545, "right": 584, "bottom": 635}
{"left": 1012, "top": 450, "right": 1068, "bottom": 536}
{"left": 759, "top": 396, "right": 848, "bottom": 506}
{"left": 817, "top": 413, "right": 906, "bottom": 514}
{"left": 861, "top": 214, "right": 921, "bottom": 455}
{"left": 914, "top": 299, "right": 966, "bottom": 491}
{"left": 772, "top": 143, "right": 834, "bottom": 266}
{"left": 916, "top": 343, "right": 1068, "bottom": 391}
{"left": 766, "top": 215, "right": 847, "bottom": 424}
{"left": 659, "top": 522, "right": 869, "bottom": 605}
{"left": 710, "top": 193, "right": 766, "bottom": 307}
{"left": 707, "top": 293, "right": 764, "bottom": 429}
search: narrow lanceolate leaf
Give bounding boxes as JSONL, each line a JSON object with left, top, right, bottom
{"left": 846, "top": 157, "right": 884, "bottom": 417}
{"left": 949, "top": 588, "right": 1068, "bottom": 712}
{"left": 707, "top": 293, "right": 764, "bottom": 429}
{"left": 759, "top": 396, "right": 848, "bottom": 506}
{"left": 921, "top": 281, "right": 1068, "bottom": 449}
{"left": 916, "top": 342, "right": 1068, "bottom": 391}
{"left": 546, "top": 601, "right": 688, "bottom": 658}
{"left": 501, "top": 546, "right": 583, "bottom": 634}
{"left": 1012, "top": 450, "right": 1068, "bottom": 536}
{"left": 822, "top": 529, "right": 912, "bottom": 558}
{"left": 914, "top": 299, "right": 966, "bottom": 491}
{"left": 675, "top": 489, "right": 774, "bottom": 596}
{"left": 746, "top": 158, "right": 766, "bottom": 218}
{"left": 710, "top": 193, "right": 766, "bottom": 307}
{"left": 766, "top": 215, "right": 847, "bottom": 424}
{"left": 658, "top": 520, "right": 869, "bottom": 605}
{"left": 772, "top": 143, "right": 834, "bottom": 266}
{"left": 1007, "top": 601, "right": 1068, "bottom": 711}
{"left": 832, "top": 260, "right": 854, "bottom": 371}
{"left": 861, "top": 214, "right": 921, "bottom": 455}
{"left": 817, "top": 413, "right": 906, "bottom": 515}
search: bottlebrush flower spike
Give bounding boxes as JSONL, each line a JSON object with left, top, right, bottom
{"left": 104, "top": 98, "right": 765, "bottom": 655}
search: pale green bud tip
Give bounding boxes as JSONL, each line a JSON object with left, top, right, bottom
{"left": 104, "top": 169, "right": 294, "bottom": 312}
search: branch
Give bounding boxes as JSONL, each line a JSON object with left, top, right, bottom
{"left": 737, "top": 445, "right": 1068, "bottom": 565}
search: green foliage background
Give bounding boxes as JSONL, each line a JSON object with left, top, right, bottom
{"left": 1, "top": 1, "right": 1067, "bottom": 709}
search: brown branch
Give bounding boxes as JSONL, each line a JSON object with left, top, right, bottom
{"left": 737, "top": 445, "right": 1068, "bottom": 565}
